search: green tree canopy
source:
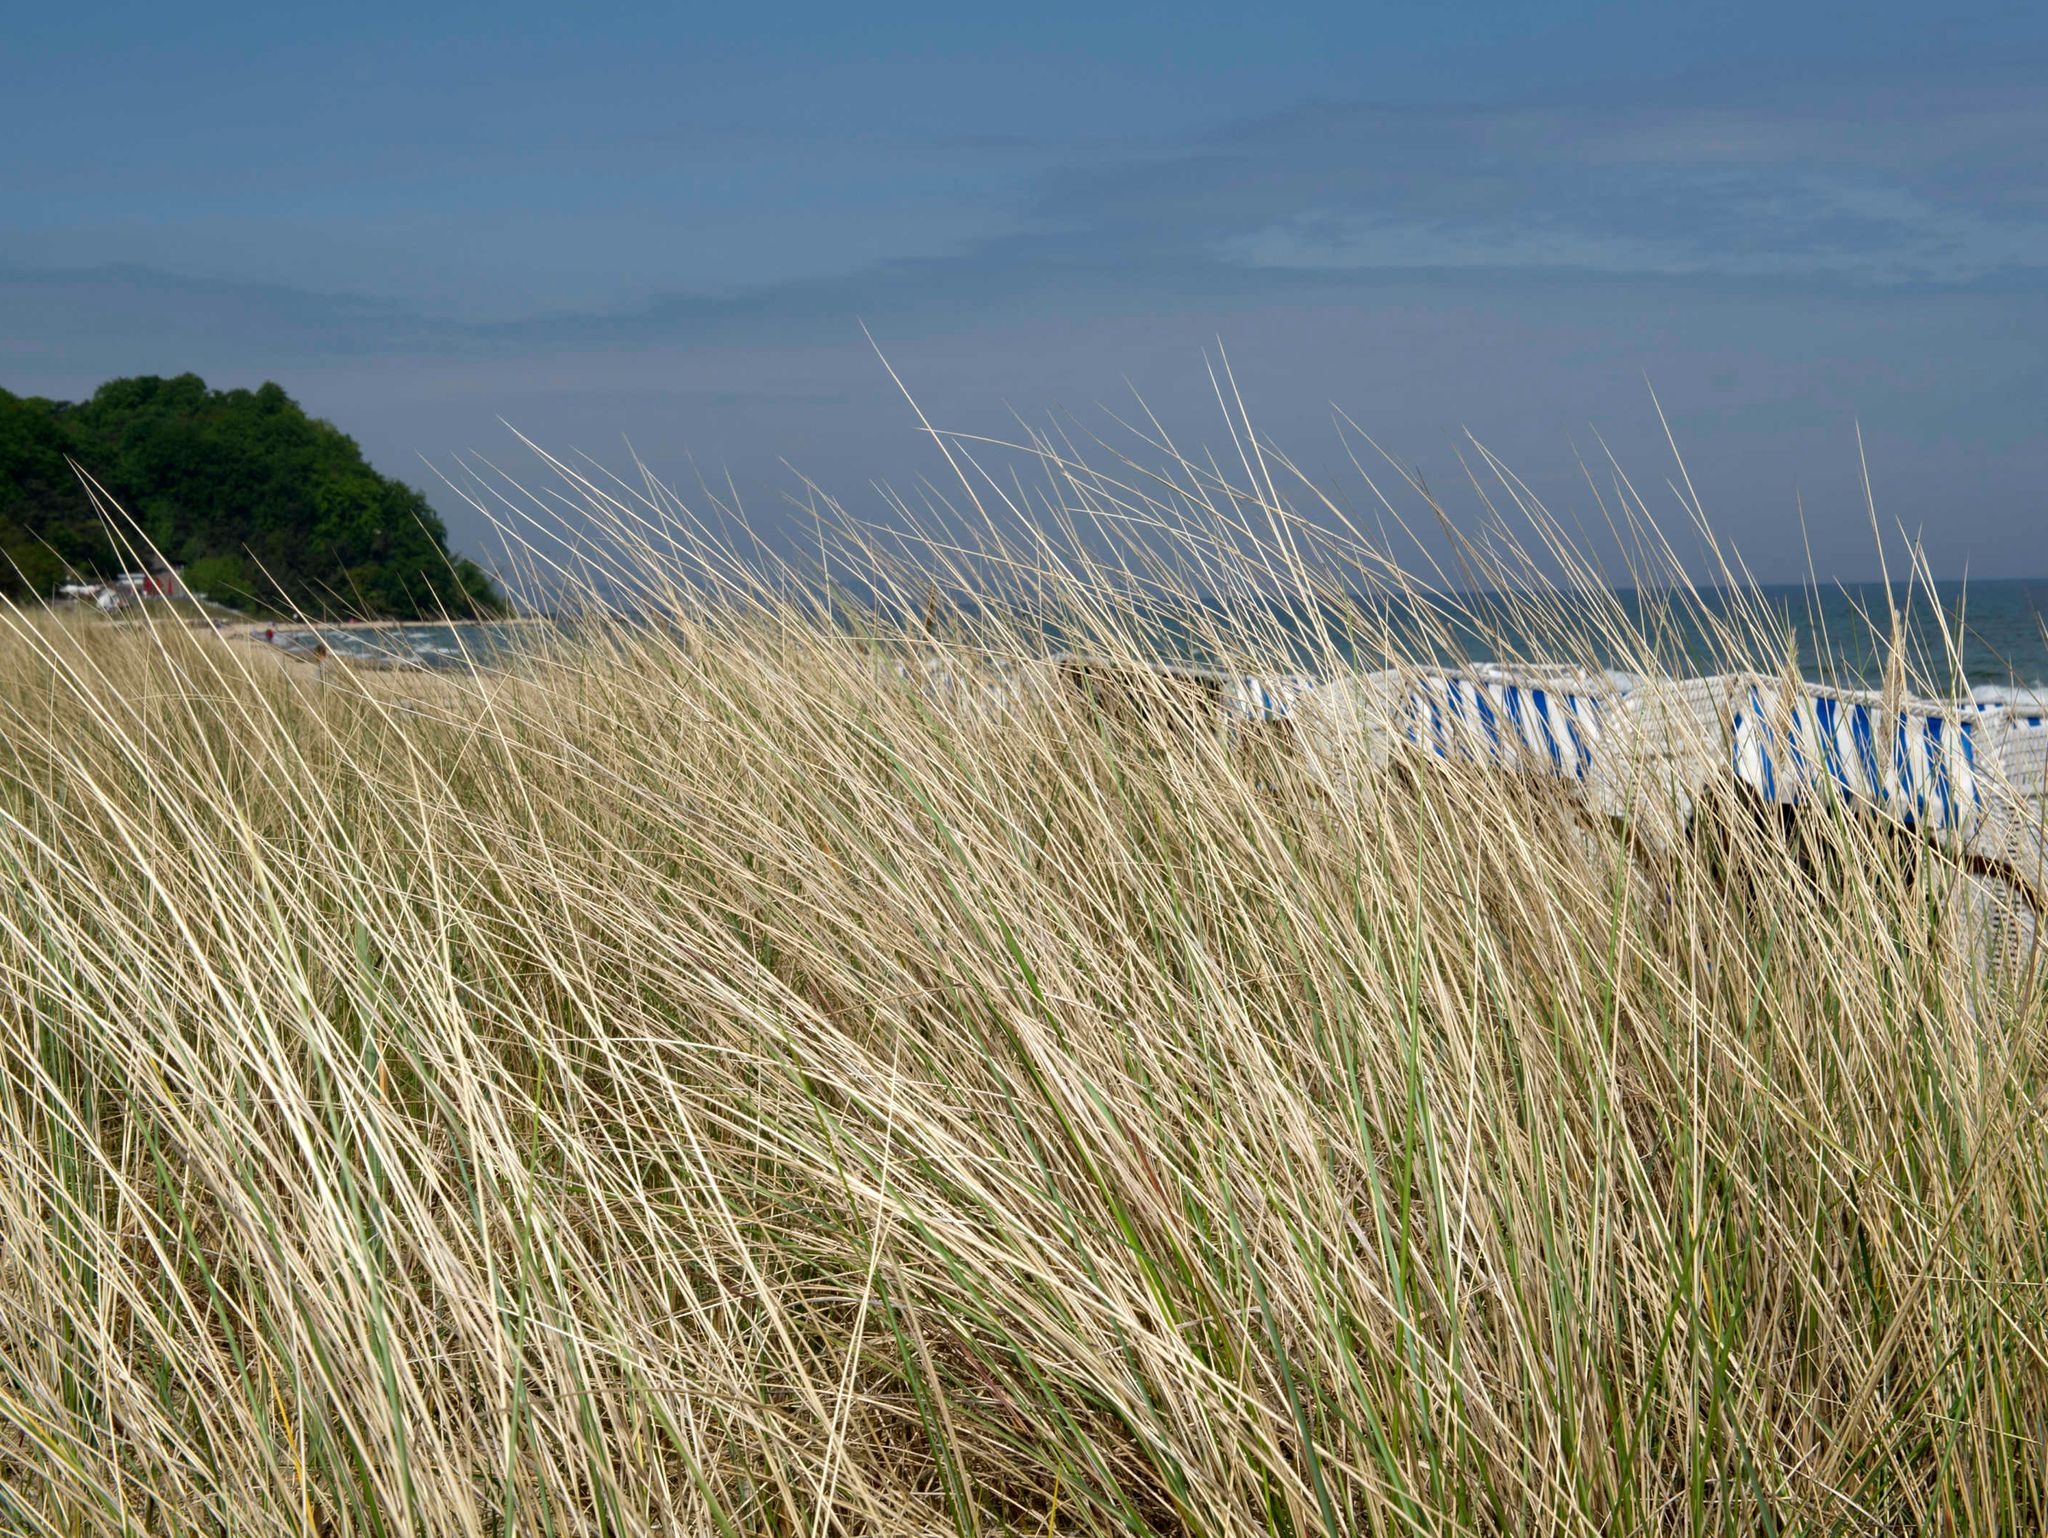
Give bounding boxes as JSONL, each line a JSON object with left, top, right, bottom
{"left": 0, "top": 374, "right": 503, "bottom": 618}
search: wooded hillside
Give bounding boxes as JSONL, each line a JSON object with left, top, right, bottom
{"left": 0, "top": 374, "right": 501, "bottom": 618}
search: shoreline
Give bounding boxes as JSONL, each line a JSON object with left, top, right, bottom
{"left": 213, "top": 614, "right": 547, "bottom": 642}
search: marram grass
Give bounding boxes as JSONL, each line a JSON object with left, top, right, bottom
{"left": 2, "top": 418, "right": 2046, "bottom": 1536}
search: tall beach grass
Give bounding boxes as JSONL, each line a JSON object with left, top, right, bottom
{"left": 2, "top": 402, "right": 2046, "bottom": 1534}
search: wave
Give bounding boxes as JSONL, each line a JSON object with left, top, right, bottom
{"left": 1971, "top": 684, "right": 2048, "bottom": 710}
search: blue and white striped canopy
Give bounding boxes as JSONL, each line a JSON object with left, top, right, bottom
{"left": 1730, "top": 682, "right": 1982, "bottom": 835}
{"left": 1399, "top": 670, "right": 1615, "bottom": 781}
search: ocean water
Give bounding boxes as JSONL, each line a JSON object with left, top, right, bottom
{"left": 269, "top": 578, "right": 2048, "bottom": 702}
{"left": 264, "top": 621, "right": 540, "bottom": 671}
{"left": 1862, "top": 579, "right": 2048, "bottom": 697}
{"left": 1469, "top": 579, "right": 2048, "bottom": 697}
{"left": 1201, "top": 578, "right": 2048, "bottom": 700}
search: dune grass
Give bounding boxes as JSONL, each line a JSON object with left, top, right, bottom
{"left": 2, "top": 409, "right": 2046, "bottom": 1535}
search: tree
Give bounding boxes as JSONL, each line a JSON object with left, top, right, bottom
{"left": 182, "top": 553, "right": 257, "bottom": 610}
{"left": 3, "top": 540, "right": 66, "bottom": 597}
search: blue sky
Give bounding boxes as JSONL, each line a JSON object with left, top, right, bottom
{"left": 5, "top": 1, "right": 2045, "bottom": 580}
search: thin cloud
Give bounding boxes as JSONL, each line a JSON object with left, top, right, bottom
{"left": 1156, "top": 95, "right": 2048, "bottom": 290}
{"left": 1220, "top": 179, "right": 2048, "bottom": 287}
{"left": 10, "top": 84, "right": 2046, "bottom": 374}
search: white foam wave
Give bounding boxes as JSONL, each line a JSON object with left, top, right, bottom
{"left": 1971, "top": 685, "right": 2048, "bottom": 711}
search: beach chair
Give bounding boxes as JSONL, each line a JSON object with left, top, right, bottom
{"left": 1724, "top": 676, "right": 1983, "bottom": 838}
{"left": 1394, "top": 666, "right": 1618, "bottom": 778}
{"left": 1286, "top": 664, "right": 1624, "bottom": 777}
{"left": 890, "top": 653, "right": 1054, "bottom": 724}
{"left": 1961, "top": 702, "right": 2048, "bottom": 966}
{"left": 1405, "top": 666, "right": 1771, "bottom": 856}
{"left": 1975, "top": 699, "right": 2048, "bottom": 802}
{"left": 1220, "top": 671, "right": 1324, "bottom": 725}
{"left": 1281, "top": 665, "right": 1723, "bottom": 920}
{"left": 1287, "top": 664, "right": 1682, "bottom": 830}
{"left": 1286, "top": 668, "right": 1406, "bottom": 795}
{"left": 1049, "top": 653, "right": 1230, "bottom": 735}
{"left": 1198, "top": 668, "right": 1323, "bottom": 786}
{"left": 1048, "top": 655, "right": 1335, "bottom": 745}
{"left": 1720, "top": 675, "right": 2044, "bottom": 979}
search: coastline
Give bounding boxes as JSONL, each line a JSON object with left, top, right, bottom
{"left": 211, "top": 614, "right": 547, "bottom": 641}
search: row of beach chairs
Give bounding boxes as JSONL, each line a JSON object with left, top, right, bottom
{"left": 1272, "top": 664, "right": 2048, "bottom": 972}
{"left": 1284, "top": 666, "right": 2044, "bottom": 844}
{"left": 889, "top": 650, "right": 2047, "bottom": 927}
{"left": 894, "top": 652, "right": 2045, "bottom": 825}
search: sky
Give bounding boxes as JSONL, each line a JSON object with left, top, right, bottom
{"left": 5, "top": 0, "right": 2046, "bottom": 584}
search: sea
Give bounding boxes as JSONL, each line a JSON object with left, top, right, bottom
{"left": 266, "top": 578, "right": 2048, "bottom": 705}
{"left": 266, "top": 620, "right": 537, "bottom": 672}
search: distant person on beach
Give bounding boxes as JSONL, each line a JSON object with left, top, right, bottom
{"left": 264, "top": 626, "right": 274, "bottom": 643}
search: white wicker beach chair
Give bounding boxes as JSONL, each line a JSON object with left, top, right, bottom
{"left": 1286, "top": 668, "right": 1407, "bottom": 796}
{"left": 1720, "top": 675, "right": 2045, "bottom": 978}
{"left": 1221, "top": 671, "right": 1323, "bottom": 725}
{"left": 1725, "top": 676, "right": 1983, "bottom": 838}
{"left": 891, "top": 653, "right": 1055, "bottom": 723}
{"left": 1392, "top": 666, "right": 1620, "bottom": 779}
{"left": 1288, "top": 664, "right": 1679, "bottom": 828}
{"left": 1961, "top": 703, "right": 2047, "bottom": 975}
{"left": 1975, "top": 701, "right": 2048, "bottom": 801}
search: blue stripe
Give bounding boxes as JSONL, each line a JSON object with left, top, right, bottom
{"left": 1446, "top": 679, "right": 1473, "bottom": 761}
{"left": 1472, "top": 683, "right": 1501, "bottom": 754}
{"left": 1812, "top": 695, "right": 1847, "bottom": 797}
{"left": 1529, "top": 689, "right": 1564, "bottom": 773}
{"left": 1927, "top": 716, "right": 1950, "bottom": 827}
{"left": 1503, "top": 686, "right": 1530, "bottom": 768}
{"left": 1847, "top": 701, "right": 1881, "bottom": 802}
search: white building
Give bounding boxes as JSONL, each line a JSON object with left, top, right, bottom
{"left": 110, "top": 569, "right": 184, "bottom": 599}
